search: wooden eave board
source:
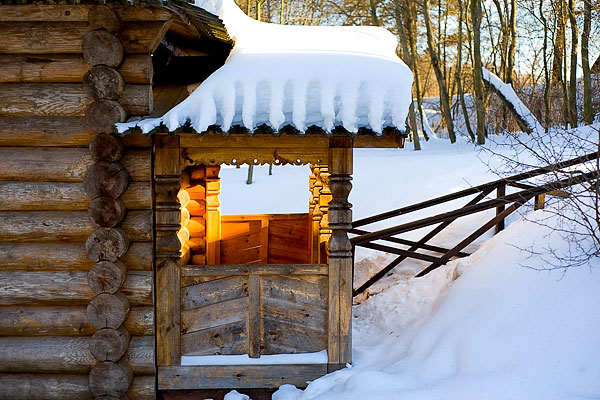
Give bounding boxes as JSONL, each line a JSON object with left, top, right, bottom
{"left": 178, "top": 132, "right": 404, "bottom": 149}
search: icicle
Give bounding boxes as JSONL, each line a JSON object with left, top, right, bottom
{"left": 367, "top": 86, "right": 384, "bottom": 134}
{"left": 320, "top": 81, "right": 335, "bottom": 133}
{"left": 219, "top": 81, "right": 236, "bottom": 131}
{"left": 269, "top": 80, "right": 285, "bottom": 131}
{"left": 291, "top": 80, "right": 307, "bottom": 132}
{"left": 241, "top": 81, "right": 257, "bottom": 130}
{"left": 340, "top": 82, "right": 358, "bottom": 133}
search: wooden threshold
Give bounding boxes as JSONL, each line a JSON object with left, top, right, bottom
{"left": 158, "top": 364, "right": 328, "bottom": 390}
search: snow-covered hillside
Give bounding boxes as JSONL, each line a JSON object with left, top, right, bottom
{"left": 219, "top": 130, "right": 600, "bottom": 400}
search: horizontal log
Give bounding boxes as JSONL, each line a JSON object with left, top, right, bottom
{"left": 0, "top": 270, "right": 152, "bottom": 306}
{"left": 0, "top": 242, "right": 152, "bottom": 271}
{"left": 0, "top": 55, "right": 152, "bottom": 84}
{"left": 127, "top": 375, "right": 155, "bottom": 400}
{"left": 0, "top": 21, "right": 170, "bottom": 54}
{"left": 0, "top": 4, "right": 172, "bottom": 22}
{"left": 0, "top": 210, "right": 152, "bottom": 242}
{"left": 0, "top": 181, "right": 151, "bottom": 211}
{"left": 158, "top": 364, "right": 327, "bottom": 390}
{"left": 0, "top": 242, "right": 150, "bottom": 273}
{"left": 0, "top": 147, "right": 151, "bottom": 182}
{"left": 0, "top": 83, "right": 153, "bottom": 117}
{"left": 0, "top": 336, "right": 153, "bottom": 374}
{"left": 0, "top": 305, "right": 153, "bottom": 336}
{"left": 0, "top": 117, "right": 152, "bottom": 147}
{"left": 0, "top": 374, "right": 91, "bottom": 400}
{"left": 0, "top": 374, "right": 154, "bottom": 400}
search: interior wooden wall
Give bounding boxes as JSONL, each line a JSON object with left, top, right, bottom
{"left": 0, "top": 4, "right": 166, "bottom": 398}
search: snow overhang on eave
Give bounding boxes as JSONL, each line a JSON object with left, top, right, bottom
{"left": 115, "top": 0, "right": 414, "bottom": 138}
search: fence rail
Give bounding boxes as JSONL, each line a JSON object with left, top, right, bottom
{"left": 351, "top": 152, "right": 599, "bottom": 297}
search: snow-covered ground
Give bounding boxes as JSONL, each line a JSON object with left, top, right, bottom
{"left": 218, "top": 130, "right": 600, "bottom": 400}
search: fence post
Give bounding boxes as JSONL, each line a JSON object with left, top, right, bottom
{"left": 495, "top": 183, "right": 506, "bottom": 233}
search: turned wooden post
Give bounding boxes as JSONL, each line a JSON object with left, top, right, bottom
{"left": 327, "top": 137, "right": 353, "bottom": 372}
{"left": 205, "top": 165, "right": 221, "bottom": 265}
{"left": 309, "top": 165, "right": 319, "bottom": 263}
{"left": 319, "top": 166, "right": 333, "bottom": 264}
{"left": 154, "top": 134, "right": 182, "bottom": 366}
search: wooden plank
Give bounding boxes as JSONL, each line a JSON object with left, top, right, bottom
{"left": 182, "top": 264, "right": 328, "bottom": 276}
{"left": 0, "top": 4, "right": 172, "bottom": 22}
{"left": 0, "top": 336, "right": 152, "bottom": 374}
{"left": 220, "top": 244, "right": 261, "bottom": 265}
{"left": 0, "top": 210, "right": 152, "bottom": 243}
{"left": 0, "top": 270, "right": 152, "bottom": 306}
{"left": 0, "top": 147, "right": 150, "bottom": 182}
{"left": 261, "top": 317, "right": 326, "bottom": 355}
{"left": 261, "top": 275, "right": 326, "bottom": 307}
{"left": 0, "top": 305, "right": 153, "bottom": 337}
{"left": 181, "top": 147, "right": 329, "bottom": 167}
{"left": 181, "top": 297, "right": 248, "bottom": 334}
{"left": 248, "top": 274, "right": 261, "bottom": 358}
{"left": 158, "top": 364, "right": 327, "bottom": 390}
{"left": 181, "top": 320, "right": 248, "bottom": 356}
{"left": 261, "top": 296, "right": 326, "bottom": 332}
{"left": 0, "top": 54, "right": 152, "bottom": 84}
{"left": 181, "top": 276, "right": 248, "bottom": 309}
{"left": 220, "top": 230, "right": 261, "bottom": 249}
{"left": 0, "top": 21, "right": 170, "bottom": 54}
{"left": 0, "top": 181, "right": 151, "bottom": 211}
{"left": 0, "top": 242, "right": 151, "bottom": 271}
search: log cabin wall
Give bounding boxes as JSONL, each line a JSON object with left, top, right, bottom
{"left": 0, "top": 4, "right": 169, "bottom": 398}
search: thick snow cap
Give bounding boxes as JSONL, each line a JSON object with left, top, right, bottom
{"left": 116, "top": 0, "right": 414, "bottom": 135}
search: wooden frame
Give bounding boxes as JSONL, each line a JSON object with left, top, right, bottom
{"left": 154, "top": 132, "right": 356, "bottom": 390}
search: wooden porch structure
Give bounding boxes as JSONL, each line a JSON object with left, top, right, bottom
{"left": 154, "top": 133, "right": 404, "bottom": 390}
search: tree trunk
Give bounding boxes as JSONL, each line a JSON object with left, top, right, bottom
{"left": 471, "top": 0, "right": 486, "bottom": 144}
{"left": 396, "top": 1, "right": 420, "bottom": 150}
{"left": 406, "top": 0, "right": 428, "bottom": 140}
{"left": 539, "top": 0, "right": 551, "bottom": 131}
{"left": 581, "top": 0, "right": 593, "bottom": 124}
{"left": 457, "top": 0, "right": 475, "bottom": 141}
{"left": 506, "top": 0, "right": 517, "bottom": 85}
{"left": 567, "top": 0, "right": 578, "bottom": 127}
{"left": 423, "top": 0, "right": 455, "bottom": 142}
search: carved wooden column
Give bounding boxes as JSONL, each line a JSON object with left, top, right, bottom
{"left": 205, "top": 165, "right": 221, "bottom": 265}
{"left": 154, "top": 134, "right": 182, "bottom": 366}
{"left": 319, "top": 166, "right": 333, "bottom": 264}
{"left": 327, "top": 136, "right": 353, "bottom": 372}
{"left": 309, "top": 165, "right": 322, "bottom": 264}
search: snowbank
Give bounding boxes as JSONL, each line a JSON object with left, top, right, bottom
{"left": 116, "top": 0, "right": 413, "bottom": 135}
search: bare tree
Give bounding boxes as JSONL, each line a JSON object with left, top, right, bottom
{"left": 471, "top": 0, "right": 486, "bottom": 144}
{"left": 423, "top": 0, "right": 456, "bottom": 142}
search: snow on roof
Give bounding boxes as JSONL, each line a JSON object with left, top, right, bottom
{"left": 116, "top": 0, "right": 413, "bottom": 135}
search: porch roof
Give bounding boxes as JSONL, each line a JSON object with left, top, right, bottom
{"left": 115, "top": 0, "right": 413, "bottom": 137}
